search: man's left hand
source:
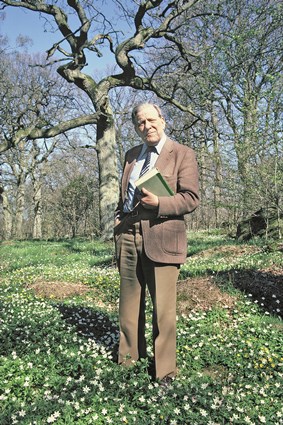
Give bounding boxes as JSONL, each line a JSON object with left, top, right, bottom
{"left": 140, "top": 188, "right": 159, "bottom": 209}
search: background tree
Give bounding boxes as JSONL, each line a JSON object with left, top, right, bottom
{"left": 155, "top": 0, "right": 283, "bottom": 230}
{"left": 59, "top": 175, "right": 95, "bottom": 238}
{"left": 211, "top": 0, "right": 282, "bottom": 216}
{"left": 0, "top": 51, "right": 87, "bottom": 239}
{"left": 41, "top": 146, "right": 99, "bottom": 239}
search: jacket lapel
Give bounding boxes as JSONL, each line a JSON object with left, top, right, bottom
{"left": 122, "top": 144, "right": 143, "bottom": 201}
{"left": 155, "top": 138, "right": 174, "bottom": 173}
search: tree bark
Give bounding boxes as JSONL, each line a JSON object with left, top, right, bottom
{"left": 210, "top": 101, "right": 223, "bottom": 227}
{"left": 96, "top": 100, "right": 119, "bottom": 240}
{"left": 32, "top": 175, "right": 42, "bottom": 239}
{"left": 2, "top": 190, "right": 12, "bottom": 240}
{"left": 13, "top": 176, "right": 25, "bottom": 239}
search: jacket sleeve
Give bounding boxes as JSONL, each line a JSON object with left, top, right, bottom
{"left": 157, "top": 146, "right": 199, "bottom": 217}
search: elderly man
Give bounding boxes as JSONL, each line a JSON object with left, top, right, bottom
{"left": 114, "top": 102, "right": 199, "bottom": 382}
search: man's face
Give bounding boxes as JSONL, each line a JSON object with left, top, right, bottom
{"left": 134, "top": 105, "right": 165, "bottom": 146}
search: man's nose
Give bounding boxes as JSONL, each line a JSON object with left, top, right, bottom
{"left": 144, "top": 119, "right": 151, "bottom": 129}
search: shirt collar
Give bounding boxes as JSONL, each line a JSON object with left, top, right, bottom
{"left": 155, "top": 133, "right": 167, "bottom": 154}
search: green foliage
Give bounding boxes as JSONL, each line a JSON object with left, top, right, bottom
{"left": 0, "top": 235, "right": 282, "bottom": 424}
{"left": 59, "top": 176, "right": 95, "bottom": 229}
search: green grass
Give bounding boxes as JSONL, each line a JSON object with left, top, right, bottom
{"left": 186, "top": 229, "right": 239, "bottom": 256}
{"left": 181, "top": 230, "right": 283, "bottom": 279}
{"left": 0, "top": 232, "right": 282, "bottom": 425}
{"left": 0, "top": 239, "right": 114, "bottom": 271}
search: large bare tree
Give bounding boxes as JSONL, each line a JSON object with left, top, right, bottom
{"left": 0, "top": 0, "right": 204, "bottom": 238}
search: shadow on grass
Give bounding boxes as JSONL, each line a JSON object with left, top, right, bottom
{"left": 55, "top": 303, "right": 119, "bottom": 359}
{"left": 215, "top": 269, "right": 283, "bottom": 319}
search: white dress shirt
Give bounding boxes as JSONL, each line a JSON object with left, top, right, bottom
{"left": 123, "top": 135, "right": 167, "bottom": 212}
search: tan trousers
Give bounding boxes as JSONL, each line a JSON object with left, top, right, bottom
{"left": 116, "top": 222, "right": 179, "bottom": 380}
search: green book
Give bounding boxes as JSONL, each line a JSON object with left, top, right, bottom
{"left": 135, "top": 167, "right": 174, "bottom": 196}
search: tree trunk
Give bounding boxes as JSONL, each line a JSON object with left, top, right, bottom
{"left": 13, "top": 177, "right": 25, "bottom": 240}
{"left": 2, "top": 191, "right": 12, "bottom": 240}
{"left": 96, "top": 102, "right": 119, "bottom": 240}
{"left": 237, "top": 89, "right": 258, "bottom": 214}
{"left": 211, "top": 102, "right": 223, "bottom": 227}
{"left": 32, "top": 176, "right": 42, "bottom": 239}
{"left": 196, "top": 135, "right": 207, "bottom": 229}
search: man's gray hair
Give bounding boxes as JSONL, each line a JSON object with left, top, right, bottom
{"left": 131, "top": 103, "right": 164, "bottom": 124}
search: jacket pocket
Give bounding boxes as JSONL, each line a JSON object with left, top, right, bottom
{"left": 161, "top": 219, "right": 186, "bottom": 255}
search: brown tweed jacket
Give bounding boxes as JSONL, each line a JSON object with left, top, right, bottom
{"left": 114, "top": 138, "right": 199, "bottom": 264}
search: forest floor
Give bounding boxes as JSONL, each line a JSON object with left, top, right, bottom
{"left": 2, "top": 236, "right": 282, "bottom": 424}
{"left": 178, "top": 244, "right": 283, "bottom": 318}
{"left": 29, "top": 244, "right": 283, "bottom": 319}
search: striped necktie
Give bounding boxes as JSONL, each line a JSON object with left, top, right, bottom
{"left": 139, "top": 146, "right": 156, "bottom": 177}
{"left": 131, "top": 146, "right": 157, "bottom": 208}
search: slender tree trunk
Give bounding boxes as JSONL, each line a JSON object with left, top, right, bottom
{"left": 13, "top": 177, "right": 25, "bottom": 239}
{"left": 32, "top": 176, "right": 42, "bottom": 239}
{"left": 197, "top": 136, "right": 207, "bottom": 229}
{"left": 2, "top": 191, "right": 12, "bottom": 240}
{"left": 211, "top": 102, "right": 223, "bottom": 227}
{"left": 237, "top": 89, "right": 258, "bottom": 215}
{"left": 274, "top": 154, "right": 282, "bottom": 240}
